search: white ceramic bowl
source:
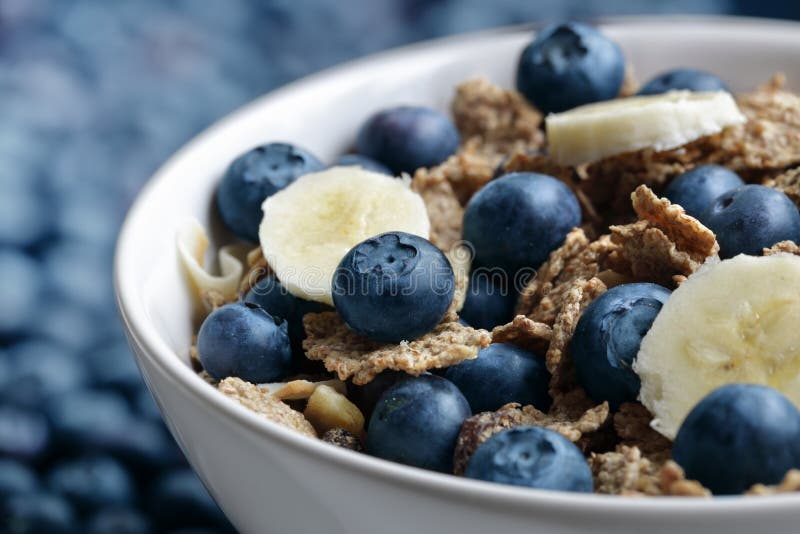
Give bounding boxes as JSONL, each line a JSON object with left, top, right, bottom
{"left": 116, "top": 16, "right": 800, "bottom": 534}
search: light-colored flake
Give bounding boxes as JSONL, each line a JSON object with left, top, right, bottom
{"left": 766, "top": 167, "right": 800, "bottom": 209}
{"left": 614, "top": 402, "right": 672, "bottom": 460}
{"left": 218, "top": 377, "right": 317, "bottom": 438}
{"left": 658, "top": 460, "right": 711, "bottom": 497}
{"left": 303, "top": 384, "right": 365, "bottom": 439}
{"left": 490, "top": 315, "right": 552, "bottom": 355}
{"left": 451, "top": 78, "right": 544, "bottom": 158}
{"left": 747, "top": 470, "right": 800, "bottom": 495}
{"left": 453, "top": 401, "right": 609, "bottom": 475}
{"left": 764, "top": 240, "right": 800, "bottom": 256}
{"left": 265, "top": 379, "right": 347, "bottom": 401}
{"left": 445, "top": 245, "right": 471, "bottom": 315}
{"left": 619, "top": 65, "right": 640, "bottom": 97}
{"left": 411, "top": 168, "right": 464, "bottom": 252}
{"left": 302, "top": 312, "right": 491, "bottom": 385}
{"left": 608, "top": 186, "right": 719, "bottom": 287}
{"left": 516, "top": 229, "right": 614, "bottom": 326}
{"left": 239, "top": 247, "right": 272, "bottom": 295}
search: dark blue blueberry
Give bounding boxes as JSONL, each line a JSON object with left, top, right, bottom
{"left": 87, "top": 508, "right": 151, "bottom": 534}
{"left": 47, "top": 456, "right": 134, "bottom": 513}
{"left": 0, "top": 406, "right": 50, "bottom": 462}
{"left": 516, "top": 22, "right": 625, "bottom": 114}
{"left": 197, "top": 301, "right": 292, "bottom": 383}
{"left": 571, "top": 283, "right": 671, "bottom": 409}
{"left": 699, "top": 185, "right": 800, "bottom": 258}
{"left": 4, "top": 341, "right": 88, "bottom": 408}
{"left": 638, "top": 68, "right": 728, "bottom": 96}
{"left": 673, "top": 384, "right": 800, "bottom": 495}
{"left": 445, "top": 343, "right": 551, "bottom": 414}
{"left": 0, "top": 184, "right": 50, "bottom": 248}
{"left": 244, "top": 276, "right": 328, "bottom": 360}
{"left": 333, "top": 153, "right": 392, "bottom": 175}
{"left": 0, "top": 492, "right": 76, "bottom": 534}
{"left": 46, "top": 390, "right": 131, "bottom": 455}
{"left": 347, "top": 371, "right": 409, "bottom": 422}
{"left": 463, "top": 173, "right": 581, "bottom": 274}
{"left": 84, "top": 341, "right": 143, "bottom": 398}
{"left": 216, "top": 142, "right": 324, "bottom": 242}
{"left": 148, "top": 469, "right": 234, "bottom": 532}
{"left": 355, "top": 106, "right": 459, "bottom": 174}
{"left": 367, "top": 375, "right": 470, "bottom": 472}
{"left": 662, "top": 165, "right": 744, "bottom": 218}
{"left": 458, "top": 270, "right": 517, "bottom": 330}
{"left": 96, "top": 418, "right": 185, "bottom": 475}
{"left": 464, "top": 426, "right": 593, "bottom": 493}
{"left": 0, "top": 249, "right": 43, "bottom": 335}
{"left": 333, "top": 232, "right": 454, "bottom": 343}
{"left": 0, "top": 459, "right": 38, "bottom": 497}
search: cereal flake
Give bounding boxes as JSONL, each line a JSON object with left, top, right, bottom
{"left": 747, "top": 470, "right": 800, "bottom": 495}
{"left": 614, "top": 402, "right": 672, "bottom": 460}
{"left": 764, "top": 240, "right": 800, "bottom": 256}
{"left": 490, "top": 315, "right": 552, "bottom": 355}
{"left": 411, "top": 168, "right": 464, "bottom": 252}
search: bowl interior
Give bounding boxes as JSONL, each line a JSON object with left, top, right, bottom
{"left": 117, "top": 15, "right": 800, "bottom": 507}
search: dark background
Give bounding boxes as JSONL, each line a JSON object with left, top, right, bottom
{"left": 0, "top": 1, "right": 797, "bottom": 532}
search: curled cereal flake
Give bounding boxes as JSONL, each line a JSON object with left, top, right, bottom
{"left": 302, "top": 312, "right": 490, "bottom": 385}
{"left": 658, "top": 460, "right": 711, "bottom": 497}
{"left": 546, "top": 277, "right": 607, "bottom": 394}
{"left": 490, "top": 315, "right": 552, "bottom": 355}
{"left": 516, "top": 229, "right": 614, "bottom": 326}
{"left": 321, "top": 428, "right": 364, "bottom": 452}
{"left": 177, "top": 219, "right": 249, "bottom": 313}
{"left": 238, "top": 247, "right": 273, "bottom": 295}
{"left": 452, "top": 401, "right": 609, "bottom": 476}
{"left": 766, "top": 167, "right": 800, "bottom": 210}
{"left": 614, "top": 402, "right": 672, "bottom": 460}
{"left": 451, "top": 78, "right": 544, "bottom": 158}
{"left": 590, "top": 445, "right": 660, "bottom": 496}
{"left": 218, "top": 377, "right": 317, "bottom": 438}
{"left": 304, "top": 384, "right": 365, "bottom": 439}
{"left": 411, "top": 169, "right": 464, "bottom": 252}
{"left": 747, "top": 470, "right": 800, "bottom": 495}
{"left": 262, "top": 379, "right": 347, "bottom": 401}
{"left": 764, "top": 240, "right": 800, "bottom": 256}
{"left": 445, "top": 245, "right": 472, "bottom": 315}
{"left": 608, "top": 186, "right": 719, "bottom": 287}
{"left": 502, "top": 150, "right": 574, "bottom": 183}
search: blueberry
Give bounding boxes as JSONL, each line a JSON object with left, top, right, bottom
{"left": 0, "top": 459, "right": 38, "bottom": 497}
{"left": 4, "top": 341, "right": 88, "bottom": 408}
{"left": 637, "top": 68, "right": 728, "bottom": 96}
{"left": 0, "top": 249, "right": 43, "bottom": 335}
{"left": 333, "top": 232, "right": 454, "bottom": 343}
{"left": 673, "top": 384, "right": 800, "bottom": 494}
{"left": 367, "top": 375, "right": 470, "bottom": 472}
{"left": 463, "top": 173, "right": 581, "bottom": 275}
{"left": 148, "top": 469, "right": 234, "bottom": 532}
{"left": 445, "top": 343, "right": 551, "bottom": 414}
{"left": 333, "top": 153, "right": 392, "bottom": 175}
{"left": 244, "top": 276, "right": 328, "bottom": 359}
{"left": 662, "top": 165, "right": 744, "bottom": 218}
{"left": 216, "top": 142, "right": 324, "bottom": 242}
{"left": 346, "top": 371, "right": 407, "bottom": 422}
{"left": 97, "top": 418, "right": 185, "bottom": 475}
{"left": 197, "top": 301, "right": 292, "bottom": 383}
{"left": 87, "top": 508, "right": 151, "bottom": 534}
{"left": 84, "top": 341, "right": 144, "bottom": 398}
{"left": 0, "top": 406, "right": 49, "bottom": 462}
{"left": 355, "top": 106, "right": 459, "bottom": 174}
{"left": 700, "top": 185, "right": 800, "bottom": 258}
{"left": 571, "top": 283, "right": 671, "bottom": 409}
{"left": 0, "top": 492, "right": 76, "bottom": 534}
{"left": 47, "top": 456, "right": 134, "bottom": 513}
{"left": 458, "top": 270, "right": 517, "bottom": 330}
{"left": 516, "top": 22, "right": 625, "bottom": 114}
{"left": 464, "top": 426, "right": 593, "bottom": 492}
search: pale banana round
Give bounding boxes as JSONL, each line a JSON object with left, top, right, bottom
{"left": 258, "top": 166, "right": 430, "bottom": 305}
{"left": 634, "top": 254, "right": 800, "bottom": 440}
{"left": 546, "top": 90, "right": 746, "bottom": 166}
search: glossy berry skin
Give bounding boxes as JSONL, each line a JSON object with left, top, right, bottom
{"left": 197, "top": 301, "right": 292, "bottom": 383}
{"left": 367, "top": 375, "right": 471, "bottom": 473}
{"left": 47, "top": 456, "right": 134, "bottom": 513}
{"left": 0, "top": 406, "right": 50, "bottom": 462}
{"left": 216, "top": 142, "right": 324, "bottom": 242}
{"left": 445, "top": 343, "right": 551, "bottom": 414}
{"left": 355, "top": 106, "right": 459, "bottom": 174}
{"left": 637, "top": 68, "right": 728, "bottom": 96}
{"left": 458, "top": 271, "right": 517, "bottom": 331}
{"left": 571, "top": 283, "right": 671, "bottom": 409}
{"left": 662, "top": 165, "right": 744, "bottom": 218}
{"left": 673, "top": 384, "right": 800, "bottom": 495}
{"left": 333, "top": 153, "right": 392, "bottom": 175}
{"left": 516, "top": 22, "right": 625, "bottom": 114}
{"left": 463, "top": 173, "right": 581, "bottom": 275}
{"left": 244, "top": 276, "right": 328, "bottom": 358}
{"left": 465, "top": 426, "right": 593, "bottom": 493}
{"left": 699, "top": 185, "right": 800, "bottom": 258}
{"left": 1, "top": 492, "right": 76, "bottom": 534}
{"left": 347, "top": 371, "right": 408, "bottom": 422}
{"left": 332, "top": 232, "right": 454, "bottom": 343}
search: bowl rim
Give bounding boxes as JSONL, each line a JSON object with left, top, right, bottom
{"left": 115, "top": 14, "right": 800, "bottom": 515}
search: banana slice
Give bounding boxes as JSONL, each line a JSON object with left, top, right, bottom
{"left": 634, "top": 254, "right": 800, "bottom": 440}
{"left": 546, "top": 91, "right": 746, "bottom": 166}
{"left": 258, "top": 166, "right": 430, "bottom": 305}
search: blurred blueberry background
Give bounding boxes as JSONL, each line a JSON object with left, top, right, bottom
{"left": 0, "top": 1, "right": 797, "bottom": 532}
